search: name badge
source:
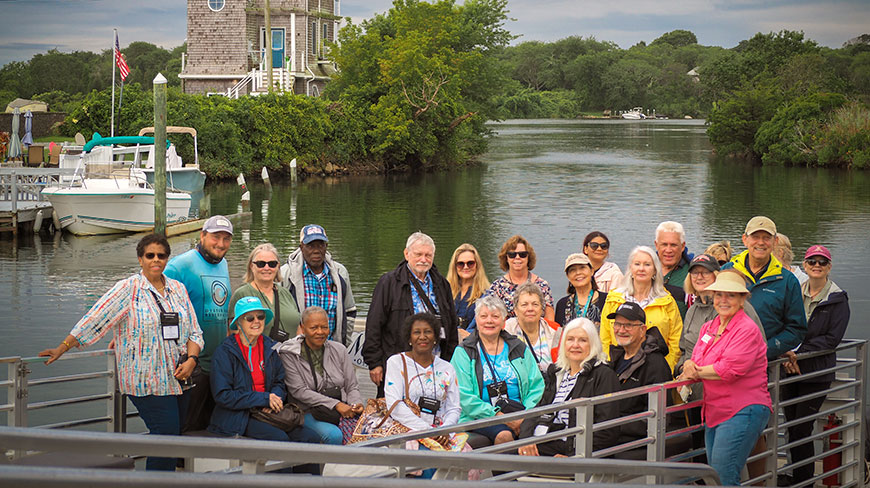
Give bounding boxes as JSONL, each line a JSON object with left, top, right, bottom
{"left": 700, "top": 333, "right": 712, "bottom": 344}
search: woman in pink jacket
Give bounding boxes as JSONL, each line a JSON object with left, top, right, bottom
{"left": 679, "top": 270, "right": 772, "bottom": 486}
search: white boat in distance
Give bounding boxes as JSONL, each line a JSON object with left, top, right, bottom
{"left": 621, "top": 107, "right": 647, "bottom": 119}
{"left": 43, "top": 148, "right": 191, "bottom": 235}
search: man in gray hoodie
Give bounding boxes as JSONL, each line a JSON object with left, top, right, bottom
{"left": 281, "top": 225, "right": 357, "bottom": 346}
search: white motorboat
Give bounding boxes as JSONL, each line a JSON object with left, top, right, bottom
{"left": 43, "top": 156, "right": 191, "bottom": 236}
{"left": 621, "top": 107, "right": 646, "bottom": 120}
{"left": 138, "top": 126, "right": 207, "bottom": 194}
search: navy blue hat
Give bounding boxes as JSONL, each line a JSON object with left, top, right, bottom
{"left": 299, "top": 224, "right": 328, "bottom": 244}
{"left": 607, "top": 301, "right": 646, "bottom": 323}
{"left": 230, "top": 296, "right": 273, "bottom": 330}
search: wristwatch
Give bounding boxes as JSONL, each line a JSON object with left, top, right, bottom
{"left": 189, "top": 355, "right": 200, "bottom": 365}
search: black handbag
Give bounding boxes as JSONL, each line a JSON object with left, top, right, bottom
{"left": 250, "top": 402, "right": 304, "bottom": 432}
{"left": 304, "top": 343, "right": 343, "bottom": 425}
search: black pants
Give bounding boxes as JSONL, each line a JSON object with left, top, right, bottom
{"left": 180, "top": 369, "right": 214, "bottom": 433}
{"left": 782, "top": 381, "right": 830, "bottom": 481}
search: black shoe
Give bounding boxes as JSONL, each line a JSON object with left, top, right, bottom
{"left": 777, "top": 474, "right": 794, "bottom": 487}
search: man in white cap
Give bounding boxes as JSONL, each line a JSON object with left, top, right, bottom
{"left": 165, "top": 215, "right": 233, "bottom": 432}
{"left": 280, "top": 224, "right": 357, "bottom": 346}
{"left": 722, "top": 216, "right": 806, "bottom": 360}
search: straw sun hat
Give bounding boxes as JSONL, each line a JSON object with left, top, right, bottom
{"left": 704, "top": 271, "right": 749, "bottom": 294}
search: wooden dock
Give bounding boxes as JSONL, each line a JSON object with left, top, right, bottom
{"left": 0, "top": 167, "right": 76, "bottom": 235}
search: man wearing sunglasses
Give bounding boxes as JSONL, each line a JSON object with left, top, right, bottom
{"left": 722, "top": 216, "right": 806, "bottom": 360}
{"left": 281, "top": 224, "right": 357, "bottom": 346}
{"left": 165, "top": 215, "right": 234, "bottom": 432}
{"left": 363, "top": 232, "right": 459, "bottom": 396}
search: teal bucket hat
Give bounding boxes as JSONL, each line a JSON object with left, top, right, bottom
{"left": 230, "top": 296, "right": 274, "bottom": 330}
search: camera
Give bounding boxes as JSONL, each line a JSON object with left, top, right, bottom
{"left": 418, "top": 396, "right": 442, "bottom": 415}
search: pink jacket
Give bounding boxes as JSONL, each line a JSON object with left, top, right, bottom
{"left": 691, "top": 309, "right": 772, "bottom": 428}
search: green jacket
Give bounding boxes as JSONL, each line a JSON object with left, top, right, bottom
{"left": 663, "top": 256, "right": 690, "bottom": 320}
{"left": 723, "top": 251, "right": 807, "bottom": 359}
{"left": 450, "top": 330, "right": 544, "bottom": 423}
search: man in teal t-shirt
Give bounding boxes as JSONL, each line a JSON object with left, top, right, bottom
{"left": 165, "top": 215, "right": 233, "bottom": 432}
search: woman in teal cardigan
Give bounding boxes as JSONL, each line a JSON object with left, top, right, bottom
{"left": 451, "top": 295, "right": 544, "bottom": 446}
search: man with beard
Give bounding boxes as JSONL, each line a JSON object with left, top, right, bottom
{"left": 281, "top": 224, "right": 357, "bottom": 346}
{"left": 363, "top": 232, "right": 459, "bottom": 397}
{"left": 165, "top": 215, "right": 233, "bottom": 432}
{"left": 607, "top": 302, "right": 673, "bottom": 448}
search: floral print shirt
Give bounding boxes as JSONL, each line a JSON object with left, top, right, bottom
{"left": 485, "top": 275, "right": 554, "bottom": 317}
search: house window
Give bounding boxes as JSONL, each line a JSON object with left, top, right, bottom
{"left": 310, "top": 20, "right": 317, "bottom": 55}
{"left": 321, "top": 22, "right": 328, "bottom": 56}
{"left": 208, "top": 0, "right": 225, "bottom": 12}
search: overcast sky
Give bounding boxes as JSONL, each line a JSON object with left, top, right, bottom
{"left": 0, "top": 0, "right": 868, "bottom": 67}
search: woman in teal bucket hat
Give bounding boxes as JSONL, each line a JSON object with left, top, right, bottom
{"left": 207, "top": 296, "right": 320, "bottom": 446}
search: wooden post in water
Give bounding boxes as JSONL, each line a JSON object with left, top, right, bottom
{"left": 153, "top": 73, "right": 168, "bottom": 237}
{"left": 265, "top": 0, "right": 273, "bottom": 93}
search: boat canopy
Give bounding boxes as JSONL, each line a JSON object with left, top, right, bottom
{"left": 83, "top": 133, "right": 170, "bottom": 153}
{"left": 138, "top": 127, "right": 197, "bottom": 137}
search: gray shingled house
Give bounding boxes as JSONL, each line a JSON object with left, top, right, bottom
{"left": 180, "top": 0, "right": 340, "bottom": 97}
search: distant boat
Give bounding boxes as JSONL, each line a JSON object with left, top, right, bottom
{"left": 621, "top": 107, "right": 646, "bottom": 120}
{"left": 137, "top": 126, "right": 206, "bottom": 194}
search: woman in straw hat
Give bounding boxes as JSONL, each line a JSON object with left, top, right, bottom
{"left": 678, "top": 270, "right": 772, "bottom": 486}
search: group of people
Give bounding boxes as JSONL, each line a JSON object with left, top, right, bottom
{"left": 39, "top": 214, "right": 850, "bottom": 486}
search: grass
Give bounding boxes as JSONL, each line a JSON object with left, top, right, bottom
{"left": 34, "top": 135, "right": 75, "bottom": 143}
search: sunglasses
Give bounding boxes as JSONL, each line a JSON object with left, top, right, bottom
{"left": 587, "top": 242, "right": 609, "bottom": 251}
{"left": 507, "top": 251, "right": 529, "bottom": 259}
{"left": 456, "top": 260, "right": 477, "bottom": 269}
{"left": 253, "top": 260, "right": 279, "bottom": 268}
{"left": 805, "top": 258, "right": 830, "bottom": 267}
{"left": 144, "top": 252, "right": 169, "bottom": 260}
{"left": 243, "top": 313, "right": 266, "bottom": 323}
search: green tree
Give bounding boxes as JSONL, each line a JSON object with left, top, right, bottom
{"left": 651, "top": 30, "right": 698, "bottom": 48}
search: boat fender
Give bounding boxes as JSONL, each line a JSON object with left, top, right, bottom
{"left": 52, "top": 210, "right": 61, "bottom": 232}
{"left": 33, "top": 210, "right": 44, "bottom": 233}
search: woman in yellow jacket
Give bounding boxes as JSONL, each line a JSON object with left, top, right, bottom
{"left": 600, "top": 246, "right": 683, "bottom": 370}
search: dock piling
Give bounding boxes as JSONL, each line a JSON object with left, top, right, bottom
{"left": 153, "top": 73, "right": 168, "bottom": 237}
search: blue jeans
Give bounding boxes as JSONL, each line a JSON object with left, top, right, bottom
{"left": 303, "top": 413, "right": 343, "bottom": 445}
{"left": 129, "top": 394, "right": 184, "bottom": 471}
{"left": 705, "top": 404, "right": 771, "bottom": 486}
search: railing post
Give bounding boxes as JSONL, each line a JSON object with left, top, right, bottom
{"left": 13, "top": 360, "right": 28, "bottom": 428}
{"left": 853, "top": 341, "right": 867, "bottom": 487}
{"left": 107, "top": 351, "right": 122, "bottom": 433}
{"left": 241, "top": 459, "right": 265, "bottom": 474}
{"left": 11, "top": 170, "right": 18, "bottom": 213}
{"left": 646, "top": 387, "right": 667, "bottom": 484}
{"left": 574, "top": 401, "right": 594, "bottom": 482}
{"left": 766, "top": 364, "right": 780, "bottom": 487}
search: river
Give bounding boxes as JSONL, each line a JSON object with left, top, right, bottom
{"left": 2, "top": 118, "right": 869, "bottom": 425}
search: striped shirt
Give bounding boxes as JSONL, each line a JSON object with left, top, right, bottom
{"left": 533, "top": 370, "right": 579, "bottom": 437}
{"left": 302, "top": 262, "right": 339, "bottom": 338}
{"left": 70, "top": 273, "right": 204, "bottom": 397}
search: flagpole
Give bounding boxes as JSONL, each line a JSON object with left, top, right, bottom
{"left": 111, "top": 29, "right": 117, "bottom": 138}
{"left": 118, "top": 79, "right": 124, "bottom": 133}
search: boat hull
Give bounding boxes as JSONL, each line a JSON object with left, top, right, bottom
{"left": 42, "top": 187, "right": 192, "bottom": 236}
{"left": 142, "top": 167, "right": 206, "bottom": 194}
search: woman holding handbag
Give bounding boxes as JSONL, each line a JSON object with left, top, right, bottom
{"left": 280, "top": 306, "right": 364, "bottom": 445}
{"left": 229, "top": 243, "right": 301, "bottom": 341}
{"left": 385, "top": 313, "right": 461, "bottom": 478}
{"left": 208, "top": 297, "right": 319, "bottom": 444}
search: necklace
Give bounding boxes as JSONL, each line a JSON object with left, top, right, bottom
{"left": 252, "top": 281, "right": 274, "bottom": 303}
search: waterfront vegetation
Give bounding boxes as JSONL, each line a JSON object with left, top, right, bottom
{"left": 0, "top": 2, "right": 868, "bottom": 173}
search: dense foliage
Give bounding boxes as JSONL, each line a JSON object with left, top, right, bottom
{"left": 0, "top": 43, "right": 183, "bottom": 113}
{"left": 704, "top": 31, "right": 870, "bottom": 168}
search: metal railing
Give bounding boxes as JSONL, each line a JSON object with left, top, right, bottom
{"left": 1, "top": 340, "right": 865, "bottom": 486}
{"left": 0, "top": 168, "right": 77, "bottom": 211}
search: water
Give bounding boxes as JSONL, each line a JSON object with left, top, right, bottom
{"left": 2, "top": 118, "right": 869, "bottom": 424}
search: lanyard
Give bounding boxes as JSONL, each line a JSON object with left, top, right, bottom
{"left": 303, "top": 341, "right": 331, "bottom": 391}
{"left": 478, "top": 338, "right": 502, "bottom": 382}
{"left": 572, "top": 288, "right": 595, "bottom": 319}
{"left": 238, "top": 333, "right": 262, "bottom": 373}
{"left": 406, "top": 353, "right": 437, "bottom": 400}
{"left": 520, "top": 327, "right": 541, "bottom": 364}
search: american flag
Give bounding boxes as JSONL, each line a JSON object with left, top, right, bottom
{"left": 114, "top": 32, "right": 130, "bottom": 81}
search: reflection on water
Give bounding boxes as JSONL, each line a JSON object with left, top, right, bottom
{"left": 3, "top": 119, "right": 869, "bottom": 363}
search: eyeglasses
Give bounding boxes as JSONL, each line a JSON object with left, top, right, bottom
{"left": 253, "top": 260, "right": 279, "bottom": 268}
{"left": 507, "top": 251, "right": 529, "bottom": 259}
{"left": 690, "top": 269, "right": 714, "bottom": 277}
{"left": 144, "top": 252, "right": 169, "bottom": 260}
{"left": 587, "top": 242, "right": 609, "bottom": 251}
{"left": 613, "top": 321, "right": 644, "bottom": 329}
{"left": 243, "top": 313, "right": 266, "bottom": 323}
{"left": 805, "top": 258, "right": 830, "bottom": 267}
{"left": 456, "top": 260, "right": 477, "bottom": 269}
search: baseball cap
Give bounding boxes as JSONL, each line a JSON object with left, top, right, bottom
{"left": 689, "top": 254, "right": 721, "bottom": 273}
{"left": 564, "top": 253, "right": 591, "bottom": 272}
{"left": 804, "top": 245, "right": 832, "bottom": 261}
{"left": 607, "top": 301, "right": 646, "bottom": 323}
{"left": 744, "top": 216, "right": 776, "bottom": 236}
{"left": 202, "top": 215, "right": 233, "bottom": 235}
{"left": 299, "top": 224, "right": 328, "bottom": 244}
